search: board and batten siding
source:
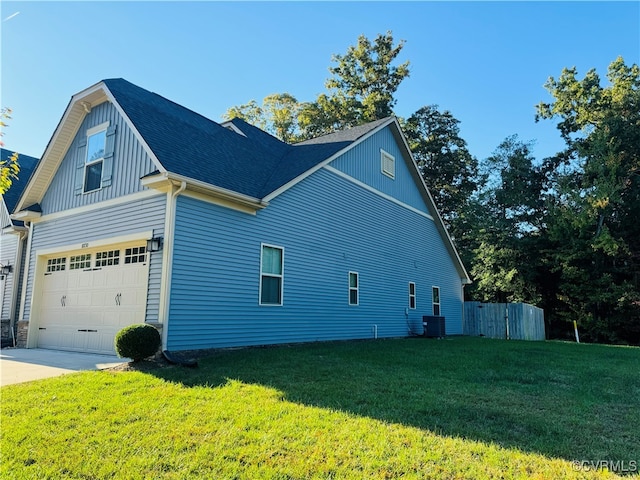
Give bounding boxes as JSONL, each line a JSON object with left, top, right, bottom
{"left": 167, "top": 167, "right": 463, "bottom": 350}
{"left": 40, "top": 101, "right": 157, "bottom": 215}
{"left": 21, "top": 194, "right": 166, "bottom": 325}
{"left": 329, "top": 127, "right": 429, "bottom": 215}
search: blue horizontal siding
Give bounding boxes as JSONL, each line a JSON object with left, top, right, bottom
{"left": 167, "top": 167, "right": 463, "bottom": 351}
{"left": 23, "top": 194, "right": 166, "bottom": 323}
{"left": 329, "top": 127, "right": 429, "bottom": 215}
{"left": 40, "top": 101, "right": 157, "bottom": 215}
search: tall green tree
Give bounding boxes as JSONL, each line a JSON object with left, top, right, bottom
{"left": 536, "top": 57, "right": 640, "bottom": 344}
{"left": 225, "top": 32, "right": 409, "bottom": 142}
{"left": 403, "top": 105, "right": 479, "bottom": 227}
{"left": 468, "top": 136, "right": 545, "bottom": 304}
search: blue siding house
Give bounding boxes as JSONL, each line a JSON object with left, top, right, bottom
{"left": 12, "top": 79, "right": 470, "bottom": 354}
{"left": 1, "top": 149, "right": 39, "bottom": 346}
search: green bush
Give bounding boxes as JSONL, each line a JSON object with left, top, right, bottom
{"left": 114, "top": 324, "right": 161, "bottom": 362}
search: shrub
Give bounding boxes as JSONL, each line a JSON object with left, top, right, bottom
{"left": 114, "top": 324, "right": 161, "bottom": 362}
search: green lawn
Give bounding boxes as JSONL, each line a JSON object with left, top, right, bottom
{"left": 1, "top": 337, "right": 638, "bottom": 479}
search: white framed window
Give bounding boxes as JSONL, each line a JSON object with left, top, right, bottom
{"left": 46, "top": 257, "right": 66, "bottom": 272}
{"left": 69, "top": 254, "right": 92, "bottom": 270}
{"left": 409, "top": 282, "right": 416, "bottom": 309}
{"left": 260, "top": 244, "right": 284, "bottom": 306}
{"left": 84, "top": 123, "right": 108, "bottom": 193}
{"left": 381, "top": 149, "right": 395, "bottom": 179}
{"left": 432, "top": 286, "right": 441, "bottom": 316}
{"left": 349, "top": 271, "right": 359, "bottom": 306}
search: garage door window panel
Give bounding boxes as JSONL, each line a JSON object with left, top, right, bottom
{"left": 47, "top": 257, "right": 67, "bottom": 272}
{"left": 124, "top": 246, "right": 147, "bottom": 264}
{"left": 96, "top": 250, "right": 120, "bottom": 267}
{"left": 70, "top": 254, "right": 92, "bottom": 270}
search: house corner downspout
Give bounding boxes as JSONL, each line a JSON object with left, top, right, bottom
{"left": 158, "top": 181, "right": 186, "bottom": 351}
{"left": 17, "top": 221, "right": 34, "bottom": 348}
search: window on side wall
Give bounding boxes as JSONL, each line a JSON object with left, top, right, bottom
{"left": 432, "top": 286, "right": 441, "bottom": 316}
{"left": 84, "top": 125, "right": 107, "bottom": 193}
{"left": 349, "top": 271, "right": 359, "bottom": 305}
{"left": 381, "top": 149, "right": 395, "bottom": 179}
{"left": 409, "top": 282, "right": 416, "bottom": 309}
{"left": 260, "top": 244, "right": 284, "bottom": 305}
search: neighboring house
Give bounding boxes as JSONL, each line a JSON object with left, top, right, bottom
{"left": 12, "top": 79, "right": 470, "bottom": 355}
{"left": 1, "top": 149, "right": 39, "bottom": 346}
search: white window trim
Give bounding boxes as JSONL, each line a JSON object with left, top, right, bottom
{"left": 349, "top": 271, "right": 359, "bottom": 306}
{"left": 432, "top": 286, "right": 441, "bottom": 316}
{"left": 409, "top": 282, "right": 416, "bottom": 309}
{"left": 381, "top": 148, "right": 395, "bottom": 179}
{"left": 83, "top": 121, "right": 110, "bottom": 194}
{"left": 259, "top": 243, "right": 284, "bottom": 306}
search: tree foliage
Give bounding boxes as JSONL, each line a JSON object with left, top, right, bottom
{"left": 224, "top": 32, "right": 409, "bottom": 142}
{"left": 534, "top": 57, "right": 640, "bottom": 344}
{"left": 0, "top": 108, "right": 20, "bottom": 195}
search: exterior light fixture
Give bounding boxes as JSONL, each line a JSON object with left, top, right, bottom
{"left": 146, "top": 237, "right": 163, "bottom": 252}
{"left": 0, "top": 264, "right": 12, "bottom": 276}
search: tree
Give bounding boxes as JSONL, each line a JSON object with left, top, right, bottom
{"left": 466, "top": 136, "right": 545, "bottom": 305}
{"left": 0, "top": 107, "right": 20, "bottom": 194}
{"left": 536, "top": 57, "right": 640, "bottom": 344}
{"left": 225, "top": 31, "right": 410, "bottom": 141}
{"left": 403, "top": 105, "right": 479, "bottom": 230}
{"left": 223, "top": 94, "right": 302, "bottom": 143}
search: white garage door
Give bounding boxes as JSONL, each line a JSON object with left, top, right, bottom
{"left": 37, "top": 244, "right": 150, "bottom": 355}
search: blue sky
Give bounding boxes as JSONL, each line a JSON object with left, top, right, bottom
{"left": 1, "top": 2, "right": 638, "bottom": 163}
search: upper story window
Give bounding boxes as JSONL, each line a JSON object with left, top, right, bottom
{"left": 381, "top": 149, "right": 395, "bottom": 179}
{"left": 75, "top": 121, "right": 116, "bottom": 196}
{"left": 84, "top": 124, "right": 107, "bottom": 193}
{"left": 260, "top": 244, "right": 284, "bottom": 306}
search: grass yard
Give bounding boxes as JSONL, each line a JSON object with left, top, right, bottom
{"left": 1, "top": 337, "right": 638, "bottom": 479}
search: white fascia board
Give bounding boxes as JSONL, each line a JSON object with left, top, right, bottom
{"left": 15, "top": 81, "right": 166, "bottom": 213}
{"left": 141, "top": 172, "right": 268, "bottom": 212}
{"left": 262, "top": 117, "right": 396, "bottom": 203}
{"left": 219, "top": 121, "right": 247, "bottom": 137}
{"left": 10, "top": 210, "right": 41, "bottom": 222}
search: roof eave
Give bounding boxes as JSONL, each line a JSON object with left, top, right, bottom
{"left": 141, "top": 172, "right": 268, "bottom": 213}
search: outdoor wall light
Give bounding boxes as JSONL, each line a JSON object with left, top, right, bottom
{"left": 0, "top": 264, "right": 13, "bottom": 275}
{"left": 146, "top": 237, "right": 163, "bottom": 253}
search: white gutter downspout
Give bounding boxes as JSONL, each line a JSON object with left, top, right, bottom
{"left": 17, "top": 221, "right": 34, "bottom": 347}
{"left": 158, "top": 181, "right": 186, "bottom": 351}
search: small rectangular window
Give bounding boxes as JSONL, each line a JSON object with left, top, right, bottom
{"left": 84, "top": 128, "right": 106, "bottom": 193}
{"left": 96, "top": 250, "right": 120, "bottom": 267}
{"left": 46, "top": 257, "right": 66, "bottom": 272}
{"left": 381, "top": 149, "right": 395, "bottom": 179}
{"left": 124, "top": 246, "right": 147, "bottom": 264}
{"left": 349, "top": 272, "right": 359, "bottom": 305}
{"left": 69, "top": 254, "right": 91, "bottom": 270}
{"left": 409, "top": 282, "right": 416, "bottom": 309}
{"left": 432, "top": 286, "right": 441, "bottom": 316}
{"left": 260, "top": 244, "right": 284, "bottom": 305}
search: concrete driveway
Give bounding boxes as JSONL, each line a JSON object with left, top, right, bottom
{"left": 0, "top": 348, "right": 124, "bottom": 386}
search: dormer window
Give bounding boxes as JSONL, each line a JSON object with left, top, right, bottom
{"left": 74, "top": 121, "right": 116, "bottom": 196}
{"left": 84, "top": 126, "right": 107, "bottom": 192}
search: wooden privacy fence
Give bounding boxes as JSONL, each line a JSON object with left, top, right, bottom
{"left": 464, "top": 302, "right": 545, "bottom": 341}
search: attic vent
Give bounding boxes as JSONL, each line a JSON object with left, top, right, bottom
{"left": 381, "top": 149, "right": 395, "bottom": 179}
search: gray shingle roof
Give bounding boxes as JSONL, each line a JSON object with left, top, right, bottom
{"left": 1, "top": 148, "right": 40, "bottom": 214}
{"left": 103, "top": 79, "right": 390, "bottom": 199}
